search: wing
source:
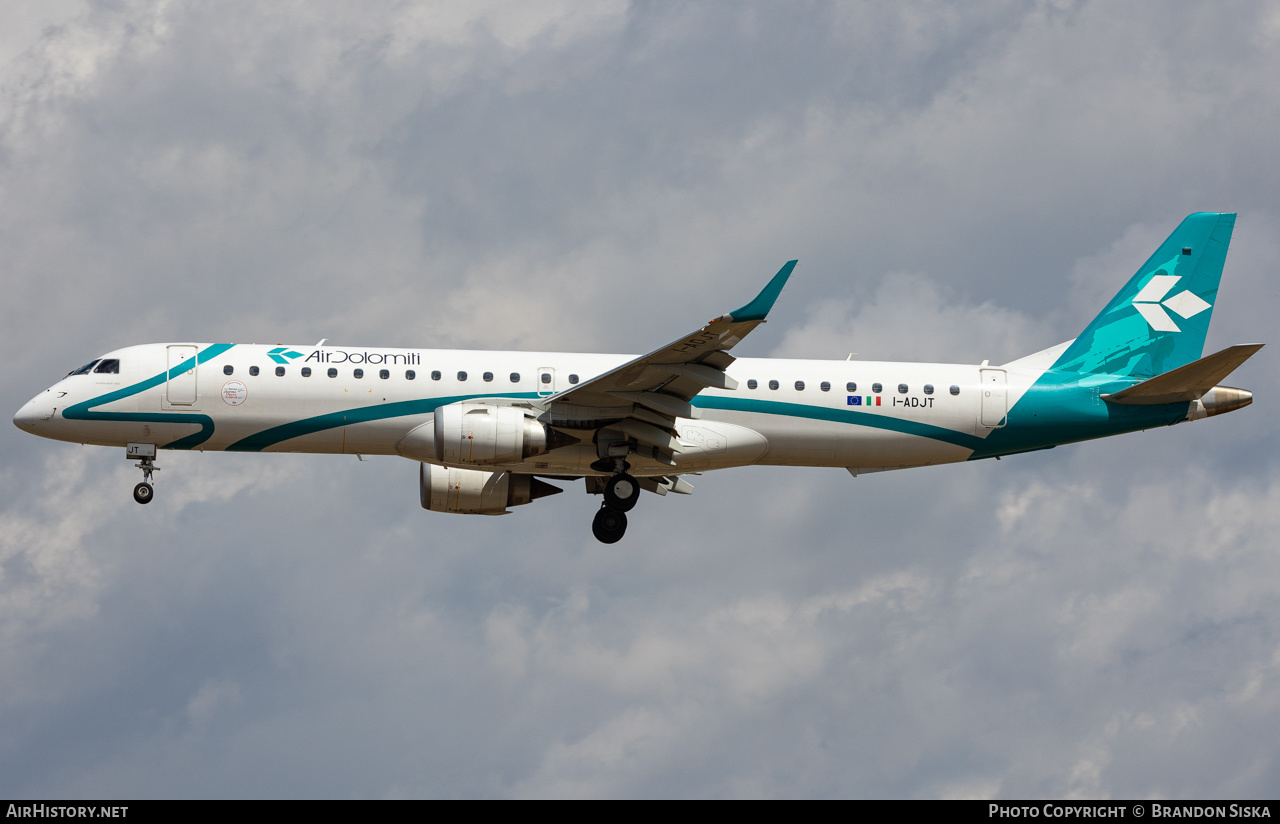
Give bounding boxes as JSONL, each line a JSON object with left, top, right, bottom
{"left": 542, "top": 260, "right": 796, "bottom": 465}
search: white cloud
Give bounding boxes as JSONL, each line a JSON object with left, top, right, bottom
{"left": 771, "top": 271, "right": 1044, "bottom": 364}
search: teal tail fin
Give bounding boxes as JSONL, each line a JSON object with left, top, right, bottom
{"left": 1052, "top": 212, "right": 1235, "bottom": 378}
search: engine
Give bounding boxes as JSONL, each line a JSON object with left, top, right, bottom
{"left": 433, "top": 402, "right": 552, "bottom": 465}
{"left": 419, "top": 464, "right": 561, "bottom": 515}
{"left": 395, "top": 403, "right": 578, "bottom": 468}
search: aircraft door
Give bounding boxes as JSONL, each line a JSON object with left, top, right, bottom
{"left": 167, "top": 345, "right": 198, "bottom": 406}
{"left": 537, "top": 367, "right": 556, "bottom": 397}
{"left": 979, "top": 368, "right": 1007, "bottom": 428}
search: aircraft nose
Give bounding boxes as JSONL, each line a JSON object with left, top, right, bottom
{"left": 13, "top": 396, "right": 49, "bottom": 432}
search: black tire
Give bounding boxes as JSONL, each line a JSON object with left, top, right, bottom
{"left": 591, "top": 505, "right": 628, "bottom": 544}
{"left": 603, "top": 473, "right": 640, "bottom": 513}
{"left": 133, "top": 482, "right": 154, "bottom": 505}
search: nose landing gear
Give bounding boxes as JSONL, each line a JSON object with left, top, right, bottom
{"left": 133, "top": 456, "right": 158, "bottom": 505}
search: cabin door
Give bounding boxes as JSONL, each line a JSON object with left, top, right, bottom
{"left": 166, "top": 345, "right": 199, "bottom": 406}
{"left": 979, "top": 368, "right": 1007, "bottom": 428}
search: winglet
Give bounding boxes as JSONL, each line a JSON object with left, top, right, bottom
{"left": 726, "top": 260, "right": 797, "bottom": 322}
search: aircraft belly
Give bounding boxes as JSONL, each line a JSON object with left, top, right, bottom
{"left": 54, "top": 417, "right": 181, "bottom": 447}
{"left": 703, "top": 409, "right": 971, "bottom": 468}
{"left": 497, "top": 444, "right": 595, "bottom": 475}
{"left": 673, "top": 420, "right": 769, "bottom": 469}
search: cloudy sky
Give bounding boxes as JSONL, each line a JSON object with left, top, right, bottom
{"left": 2, "top": 0, "right": 1278, "bottom": 798}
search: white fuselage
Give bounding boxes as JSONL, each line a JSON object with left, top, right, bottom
{"left": 16, "top": 342, "right": 1029, "bottom": 476}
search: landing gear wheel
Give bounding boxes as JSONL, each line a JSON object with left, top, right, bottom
{"left": 133, "top": 482, "right": 154, "bottom": 505}
{"left": 132, "top": 454, "right": 159, "bottom": 502}
{"left": 592, "top": 505, "right": 628, "bottom": 544}
{"left": 603, "top": 472, "right": 640, "bottom": 512}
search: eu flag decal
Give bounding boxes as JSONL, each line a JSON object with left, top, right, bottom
{"left": 847, "top": 396, "right": 861, "bottom": 406}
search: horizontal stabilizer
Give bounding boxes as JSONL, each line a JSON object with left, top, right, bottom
{"left": 1103, "top": 343, "right": 1263, "bottom": 405}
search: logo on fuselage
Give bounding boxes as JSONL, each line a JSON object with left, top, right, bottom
{"left": 1131, "top": 254, "right": 1212, "bottom": 333}
{"left": 304, "top": 349, "right": 421, "bottom": 365}
{"left": 267, "top": 347, "right": 304, "bottom": 364}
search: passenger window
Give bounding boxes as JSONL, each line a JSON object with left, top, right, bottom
{"left": 795, "top": 381, "right": 805, "bottom": 391}
{"left": 768, "top": 380, "right": 779, "bottom": 390}
{"left": 569, "top": 374, "right": 579, "bottom": 385}
{"left": 510, "top": 373, "right": 520, "bottom": 383}
{"left": 820, "top": 382, "right": 831, "bottom": 392}
{"left": 380, "top": 369, "right": 390, "bottom": 380}
{"left": 249, "top": 366, "right": 259, "bottom": 377}
{"left": 406, "top": 370, "right": 416, "bottom": 380}
{"left": 354, "top": 369, "right": 364, "bottom": 379}
{"left": 483, "top": 372, "right": 493, "bottom": 382}
{"left": 69, "top": 360, "right": 99, "bottom": 376}
{"left": 747, "top": 379, "right": 758, "bottom": 390}
{"left": 431, "top": 371, "right": 442, "bottom": 381}
{"left": 301, "top": 367, "right": 312, "bottom": 377}
{"left": 541, "top": 373, "right": 551, "bottom": 385}
{"left": 846, "top": 381, "right": 856, "bottom": 392}
{"left": 223, "top": 365, "right": 234, "bottom": 376}
{"left": 950, "top": 385, "right": 960, "bottom": 395}
{"left": 275, "top": 366, "right": 285, "bottom": 377}
{"left": 898, "top": 384, "right": 907, "bottom": 394}
{"left": 872, "top": 382, "right": 883, "bottom": 394}
{"left": 458, "top": 371, "right": 468, "bottom": 381}
{"left": 328, "top": 368, "right": 338, "bottom": 378}
{"left": 923, "top": 384, "right": 934, "bottom": 395}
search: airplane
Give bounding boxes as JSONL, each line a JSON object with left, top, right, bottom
{"left": 13, "top": 212, "right": 1262, "bottom": 543}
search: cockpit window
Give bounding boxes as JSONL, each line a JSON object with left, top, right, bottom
{"left": 93, "top": 359, "right": 120, "bottom": 374}
{"left": 69, "top": 360, "right": 100, "bottom": 376}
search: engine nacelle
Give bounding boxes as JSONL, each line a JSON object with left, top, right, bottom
{"left": 433, "top": 403, "right": 549, "bottom": 465}
{"left": 419, "top": 464, "right": 561, "bottom": 515}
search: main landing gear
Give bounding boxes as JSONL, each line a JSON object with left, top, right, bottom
{"left": 603, "top": 472, "right": 640, "bottom": 512}
{"left": 133, "top": 456, "right": 158, "bottom": 505}
{"left": 592, "top": 504, "right": 627, "bottom": 544}
{"left": 591, "top": 460, "right": 640, "bottom": 544}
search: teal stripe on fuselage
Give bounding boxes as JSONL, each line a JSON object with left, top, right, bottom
{"left": 224, "top": 392, "right": 543, "bottom": 451}
{"left": 222, "top": 392, "right": 987, "bottom": 453}
{"left": 62, "top": 344, "right": 236, "bottom": 450}
{"left": 691, "top": 396, "right": 988, "bottom": 451}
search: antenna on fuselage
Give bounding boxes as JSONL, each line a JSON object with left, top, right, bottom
{"left": 316, "top": 338, "right": 328, "bottom": 347}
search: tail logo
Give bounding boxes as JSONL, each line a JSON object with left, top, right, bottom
{"left": 1130, "top": 255, "right": 1211, "bottom": 333}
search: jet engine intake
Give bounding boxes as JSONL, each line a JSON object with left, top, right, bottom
{"left": 432, "top": 402, "right": 573, "bottom": 465}
{"left": 419, "top": 464, "right": 562, "bottom": 515}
